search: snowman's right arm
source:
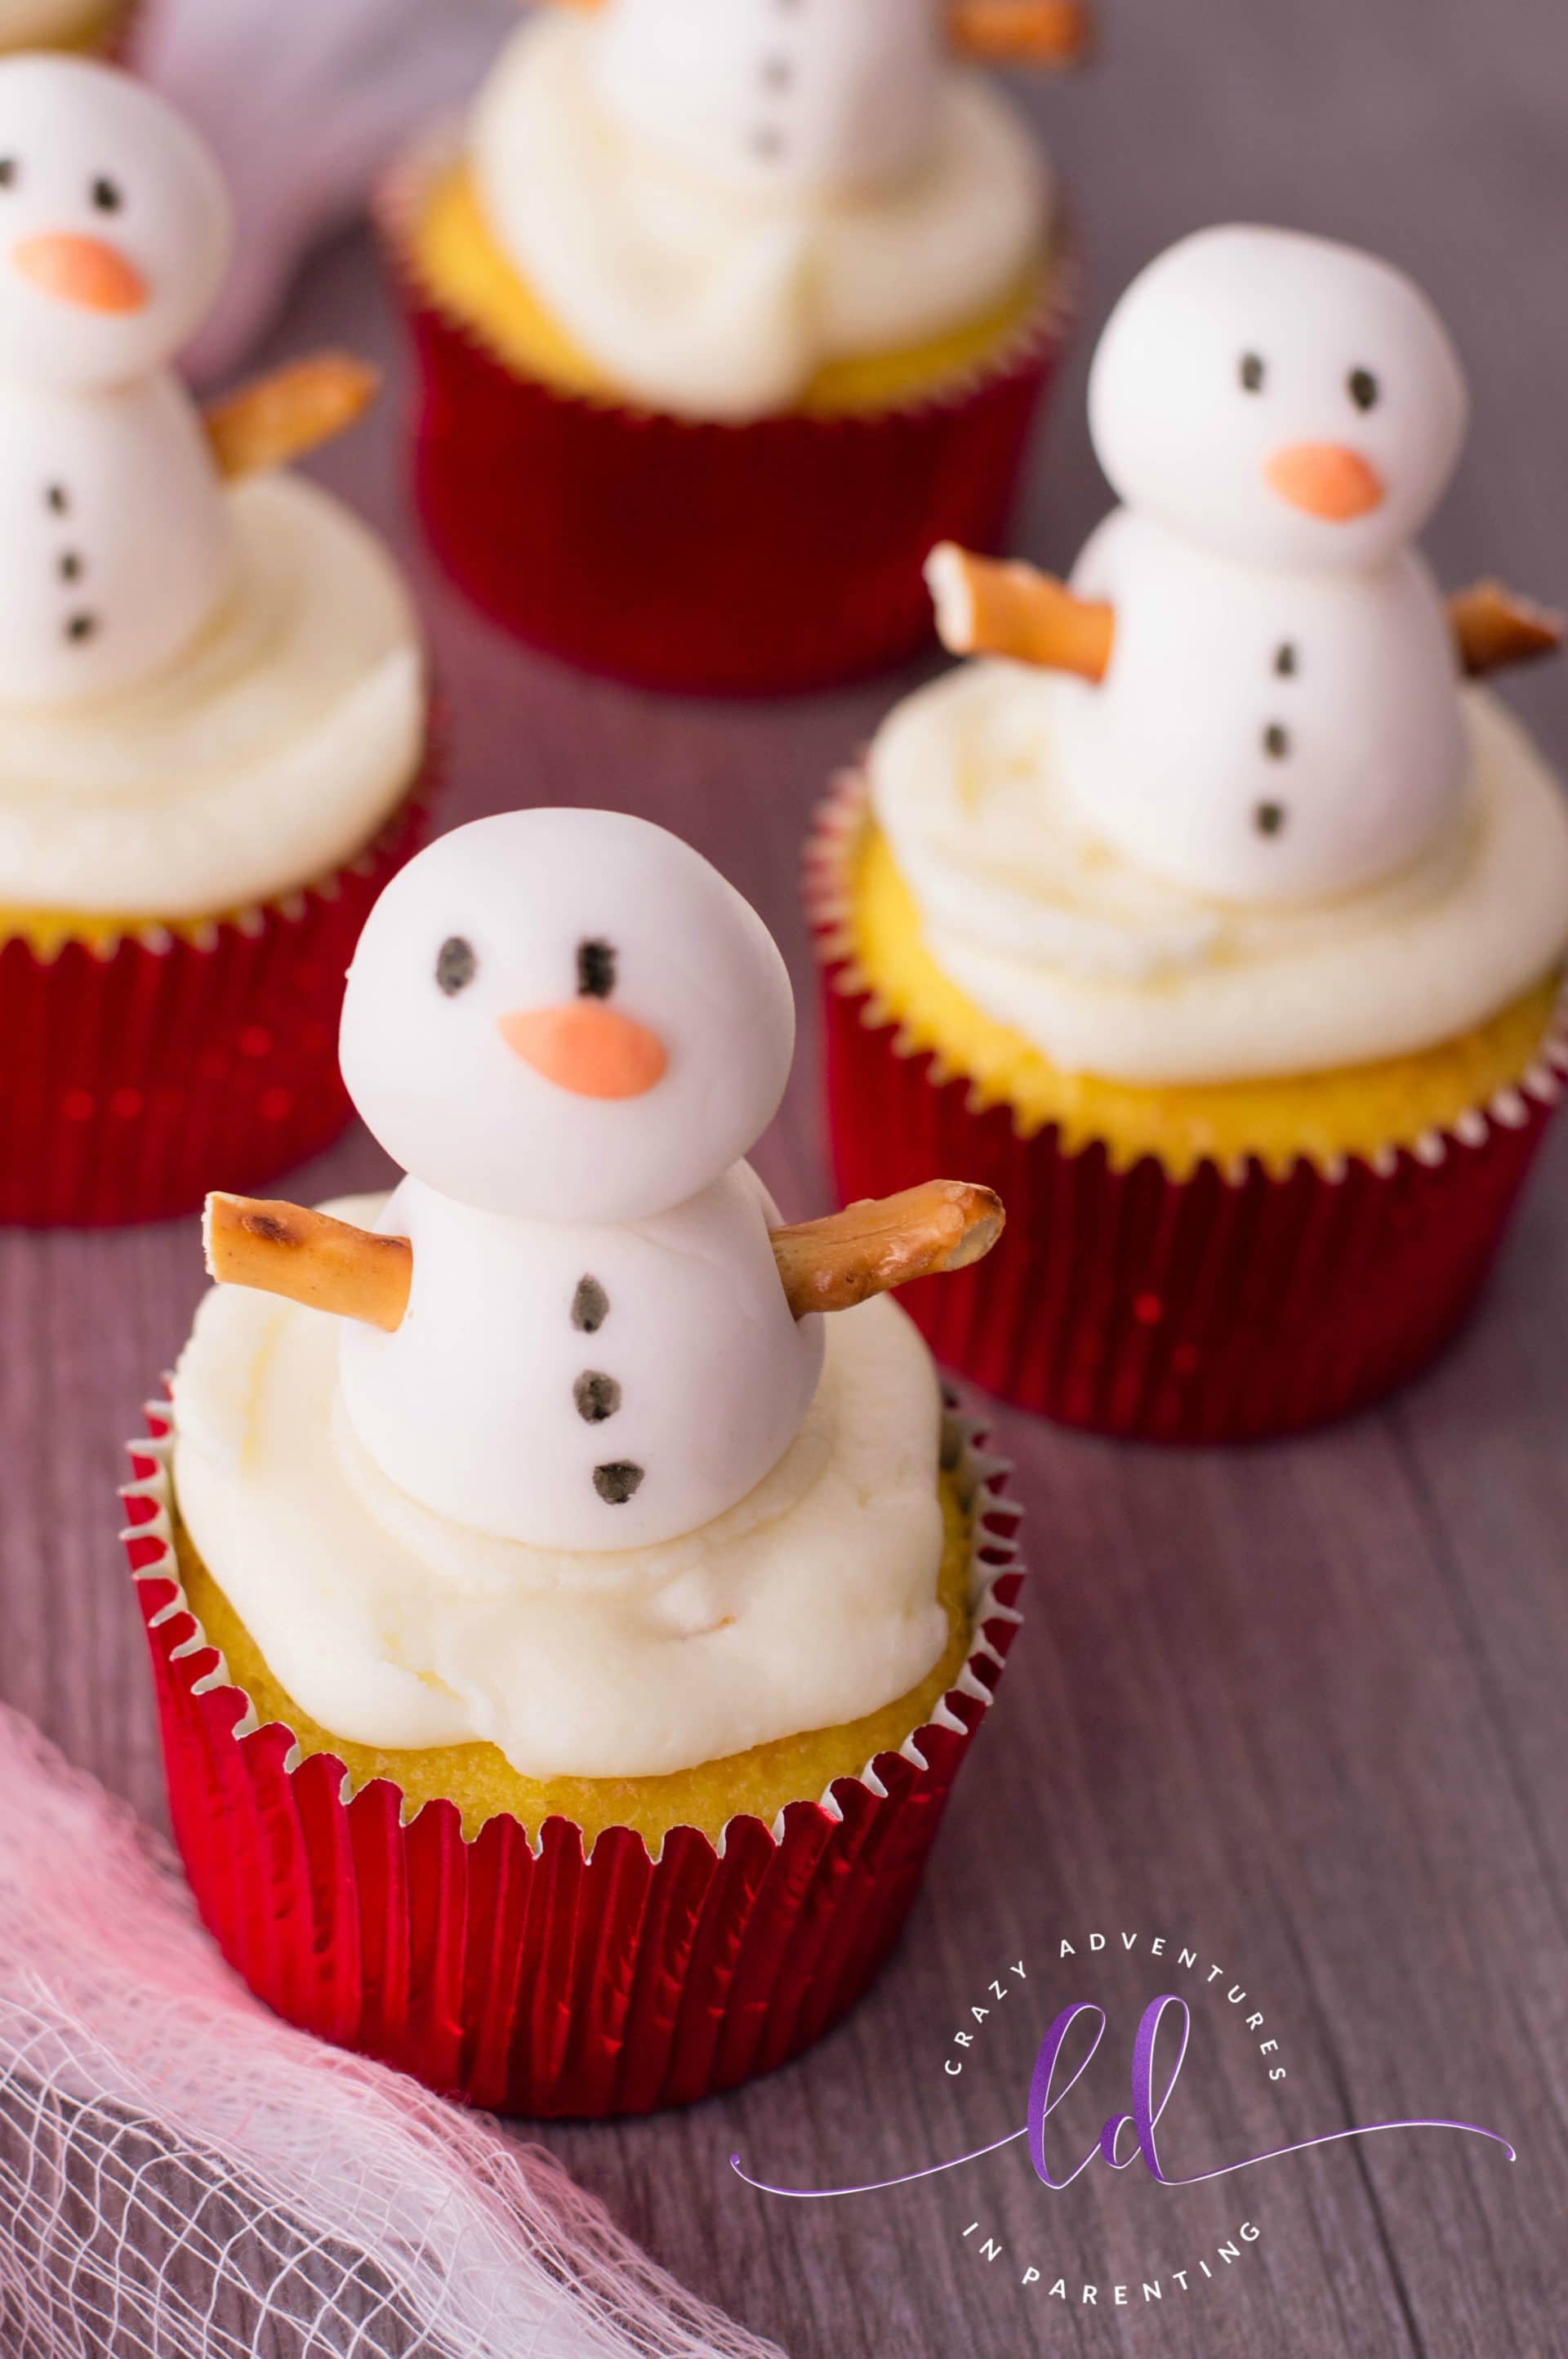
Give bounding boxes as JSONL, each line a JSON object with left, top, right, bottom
{"left": 205, "top": 1196, "right": 412, "bottom": 1332}
{"left": 926, "top": 542, "right": 1115, "bottom": 680}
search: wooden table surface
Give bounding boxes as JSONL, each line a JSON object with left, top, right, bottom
{"left": 3, "top": 1, "right": 1566, "bottom": 2352}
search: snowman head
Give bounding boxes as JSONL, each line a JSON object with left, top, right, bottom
{"left": 1088, "top": 225, "right": 1468, "bottom": 573}
{"left": 340, "top": 809, "right": 796, "bottom": 1225}
{"left": 0, "top": 57, "right": 230, "bottom": 392}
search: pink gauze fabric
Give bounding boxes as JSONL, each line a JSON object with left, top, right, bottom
{"left": 135, "top": 0, "right": 518, "bottom": 381}
{"left": 0, "top": 1705, "right": 786, "bottom": 2359}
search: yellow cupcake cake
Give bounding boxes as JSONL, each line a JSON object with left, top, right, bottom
{"left": 138, "top": 808, "right": 1019, "bottom": 2116}
{"left": 384, "top": 0, "right": 1084, "bottom": 691}
{"left": 0, "top": 59, "right": 431, "bottom": 1224}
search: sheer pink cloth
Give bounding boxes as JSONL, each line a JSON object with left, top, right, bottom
{"left": 136, "top": 0, "right": 516, "bottom": 381}
{"left": 0, "top": 1706, "right": 784, "bottom": 2359}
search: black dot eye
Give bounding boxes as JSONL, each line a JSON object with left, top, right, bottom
{"left": 91, "top": 176, "right": 122, "bottom": 213}
{"left": 0, "top": 159, "right": 17, "bottom": 191}
{"left": 577, "top": 939, "right": 616, "bottom": 999}
{"left": 1348, "top": 366, "right": 1379, "bottom": 412}
{"left": 435, "top": 935, "right": 476, "bottom": 996}
{"left": 1239, "top": 351, "right": 1266, "bottom": 394}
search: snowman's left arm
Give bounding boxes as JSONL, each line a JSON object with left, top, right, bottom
{"left": 770, "top": 1182, "right": 1004, "bottom": 1318}
{"left": 203, "top": 354, "right": 380, "bottom": 483}
{"left": 1447, "top": 581, "right": 1562, "bottom": 679}
{"left": 947, "top": 0, "right": 1092, "bottom": 65}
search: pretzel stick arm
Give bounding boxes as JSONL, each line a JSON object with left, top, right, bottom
{"left": 204, "top": 1195, "right": 412, "bottom": 1331}
{"left": 206, "top": 1183, "right": 1004, "bottom": 1331}
{"left": 203, "top": 353, "right": 380, "bottom": 481}
{"left": 555, "top": 0, "right": 1088, "bottom": 46}
{"left": 1448, "top": 580, "right": 1562, "bottom": 678}
{"left": 771, "top": 1182, "right": 1004, "bottom": 1319}
{"left": 947, "top": 0, "right": 1092, "bottom": 65}
{"left": 926, "top": 542, "right": 1114, "bottom": 680}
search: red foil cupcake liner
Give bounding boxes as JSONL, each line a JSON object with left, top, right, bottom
{"left": 121, "top": 1402, "right": 1022, "bottom": 2118}
{"left": 808, "top": 774, "right": 1568, "bottom": 1443}
{"left": 379, "top": 139, "right": 1076, "bottom": 697}
{"left": 0, "top": 781, "right": 431, "bottom": 1229}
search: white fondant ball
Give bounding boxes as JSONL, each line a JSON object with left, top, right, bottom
{"left": 1088, "top": 225, "right": 1468, "bottom": 574}
{"left": 0, "top": 56, "right": 230, "bottom": 390}
{"left": 593, "top": 0, "right": 944, "bottom": 196}
{"left": 340, "top": 809, "right": 797, "bottom": 1225}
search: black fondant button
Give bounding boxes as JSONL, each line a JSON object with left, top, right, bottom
{"left": 574, "top": 1371, "right": 621, "bottom": 1425}
{"left": 572, "top": 1276, "right": 608, "bottom": 1333}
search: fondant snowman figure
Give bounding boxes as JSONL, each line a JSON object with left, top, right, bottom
{"left": 933, "top": 226, "right": 1491, "bottom": 904}
{"left": 335, "top": 809, "right": 825, "bottom": 1554}
{"left": 0, "top": 56, "right": 234, "bottom": 704}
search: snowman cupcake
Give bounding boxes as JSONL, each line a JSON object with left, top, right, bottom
{"left": 383, "top": 0, "right": 1082, "bottom": 693}
{"left": 812, "top": 225, "right": 1568, "bottom": 1440}
{"left": 0, "top": 58, "right": 432, "bottom": 1224}
{"left": 123, "top": 809, "right": 1021, "bottom": 2116}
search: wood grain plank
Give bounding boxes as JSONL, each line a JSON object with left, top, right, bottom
{"left": 1, "top": 0, "right": 1565, "bottom": 2347}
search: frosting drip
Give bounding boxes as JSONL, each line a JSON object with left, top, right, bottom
{"left": 471, "top": 11, "right": 1049, "bottom": 421}
{"left": 172, "top": 1203, "right": 949, "bottom": 1782}
{"left": 0, "top": 474, "right": 425, "bottom": 917}
{"left": 869, "top": 661, "right": 1568, "bottom": 1084}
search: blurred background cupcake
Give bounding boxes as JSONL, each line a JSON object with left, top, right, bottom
{"left": 126, "top": 811, "right": 1021, "bottom": 2116}
{"left": 0, "top": 57, "right": 433, "bottom": 1225}
{"left": 382, "top": 0, "right": 1085, "bottom": 694}
{"left": 813, "top": 224, "right": 1568, "bottom": 1442}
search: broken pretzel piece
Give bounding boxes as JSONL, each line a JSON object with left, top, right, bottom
{"left": 1447, "top": 579, "right": 1562, "bottom": 679}
{"left": 550, "top": 0, "right": 1091, "bottom": 60}
{"left": 205, "top": 1195, "right": 412, "bottom": 1333}
{"left": 203, "top": 352, "right": 380, "bottom": 482}
{"left": 926, "top": 542, "right": 1114, "bottom": 680}
{"left": 769, "top": 1181, "right": 1004, "bottom": 1318}
{"left": 205, "top": 1179, "right": 1005, "bottom": 1333}
{"left": 947, "top": 0, "right": 1093, "bottom": 66}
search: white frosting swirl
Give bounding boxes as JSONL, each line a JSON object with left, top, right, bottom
{"left": 471, "top": 11, "right": 1049, "bottom": 421}
{"left": 869, "top": 662, "right": 1568, "bottom": 1083}
{"left": 0, "top": 474, "right": 425, "bottom": 919}
{"left": 171, "top": 1202, "right": 948, "bottom": 1782}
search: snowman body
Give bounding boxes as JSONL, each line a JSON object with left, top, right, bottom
{"left": 338, "top": 1164, "right": 825, "bottom": 1555}
{"left": 591, "top": 0, "right": 945, "bottom": 196}
{"left": 1047, "top": 226, "right": 1477, "bottom": 906}
{"left": 0, "top": 370, "right": 231, "bottom": 705}
{"left": 1054, "top": 509, "right": 1465, "bottom": 904}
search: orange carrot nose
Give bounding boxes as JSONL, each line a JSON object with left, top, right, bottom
{"left": 13, "top": 232, "right": 147, "bottom": 314}
{"left": 1263, "top": 443, "right": 1385, "bottom": 522}
{"left": 497, "top": 1002, "right": 668, "bottom": 1099}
